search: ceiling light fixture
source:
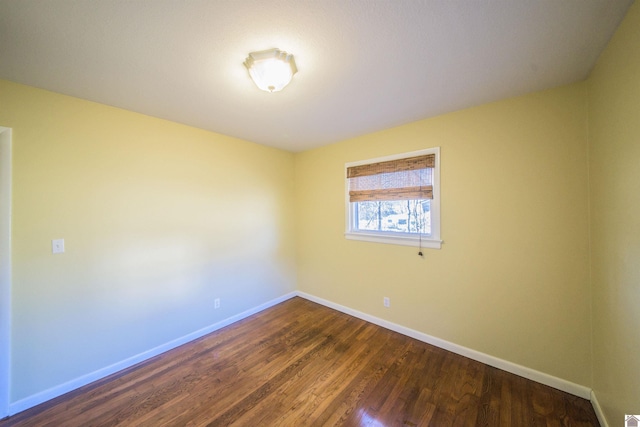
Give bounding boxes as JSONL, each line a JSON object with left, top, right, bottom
{"left": 244, "top": 48, "right": 297, "bottom": 92}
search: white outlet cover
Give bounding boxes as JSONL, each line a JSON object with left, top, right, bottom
{"left": 52, "top": 239, "right": 65, "bottom": 254}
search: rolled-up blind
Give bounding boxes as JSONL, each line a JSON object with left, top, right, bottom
{"left": 347, "top": 154, "right": 434, "bottom": 202}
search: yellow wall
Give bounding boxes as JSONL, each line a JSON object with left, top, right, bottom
{"left": 0, "top": 80, "right": 296, "bottom": 401}
{"left": 295, "top": 83, "right": 592, "bottom": 386}
{"left": 588, "top": 0, "right": 640, "bottom": 422}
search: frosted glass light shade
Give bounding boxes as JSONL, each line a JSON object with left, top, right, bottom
{"left": 244, "top": 48, "right": 297, "bottom": 92}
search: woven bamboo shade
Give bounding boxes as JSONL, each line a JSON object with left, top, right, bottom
{"left": 347, "top": 154, "right": 434, "bottom": 202}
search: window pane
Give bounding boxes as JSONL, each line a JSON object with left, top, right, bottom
{"left": 354, "top": 199, "right": 431, "bottom": 235}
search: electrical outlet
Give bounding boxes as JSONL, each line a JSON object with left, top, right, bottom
{"left": 52, "top": 239, "right": 65, "bottom": 254}
{"left": 383, "top": 297, "right": 390, "bottom": 308}
{"left": 214, "top": 298, "right": 220, "bottom": 309}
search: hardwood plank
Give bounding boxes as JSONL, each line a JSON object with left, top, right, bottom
{"left": 0, "top": 297, "right": 600, "bottom": 427}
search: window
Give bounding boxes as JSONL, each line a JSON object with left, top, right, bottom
{"left": 345, "top": 148, "right": 441, "bottom": 249}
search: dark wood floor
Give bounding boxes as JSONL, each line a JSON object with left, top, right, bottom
{"left": 1, "top": 297, "right": 599, "bottom": 426}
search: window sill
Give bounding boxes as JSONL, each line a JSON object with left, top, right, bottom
{"left": 345, "top": 231, "right": 442, "bottom": 249}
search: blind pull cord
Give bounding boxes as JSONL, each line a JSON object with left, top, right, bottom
{"left": 418, "top": 158, "right": 425, "bottom": 257}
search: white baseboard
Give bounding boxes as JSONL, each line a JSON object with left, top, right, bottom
{"left": 8, "top": 290, "right": 596, "bottom": 418}
{"left": 8, "top": 291, "right": 297, "bottom": 416}
{"left": 590, "top": 390, "right": 609, "bottom": 427}
{"left": 296, "top": 291, "right": 592, "bottom": 400}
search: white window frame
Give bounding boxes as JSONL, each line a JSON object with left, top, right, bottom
{"left": 345, "top": 147, "right": 442, "bottom": 249}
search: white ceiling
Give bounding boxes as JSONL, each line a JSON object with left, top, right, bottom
{"left": 0, "top": 0, "right": 634, "bottom": 152}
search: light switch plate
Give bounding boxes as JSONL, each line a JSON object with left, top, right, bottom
{"left": 52, "top": 239, "right": 65, "bottom": 254}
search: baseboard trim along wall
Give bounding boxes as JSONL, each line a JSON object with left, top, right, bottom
{"left": 9, "top": 290, "right": 599, "bottom": 420}
{"left": 590, "top": 390, "right": 609, "bottom": 427}
{"left": 8, "top": 291, "right": 298, "bottom": 416}
{"left": 296, "top": 291, "right": 593, "bottom": 401}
